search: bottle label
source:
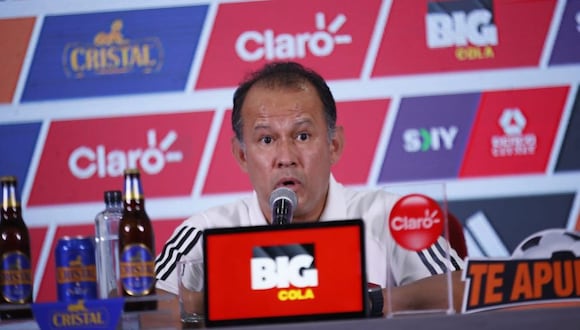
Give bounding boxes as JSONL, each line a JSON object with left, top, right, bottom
{"left": 1, "top": 251, "right": 32, "bottom": 303}
{"left": 119, "top": 244, "right": 155, "bottom": 296}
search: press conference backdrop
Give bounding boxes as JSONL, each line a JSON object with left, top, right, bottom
{"left": 1, "top": 0, "right": 579, "bottom": 303}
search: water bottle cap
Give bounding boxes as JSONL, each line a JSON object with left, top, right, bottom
{"left": 104, "top": 190, "right": 122, "bottom": 204}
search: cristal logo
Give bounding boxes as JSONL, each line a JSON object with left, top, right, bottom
{"left": 251, "top": 245, "right": 318, "bottom": 301}
{"left": 403, "top": 126, "right": 458, "bottom": 152}
{"left": 491, "top": 108, "right": 536, "bottom": 157}
{"left": 69, "top": 129, "right": 183, "bottom": 179}
{"left": 425, "top": 0, "right": 497, "bottom": 61}
{"left": 236, "top": 12, "right": 352, "bottom": 61}
{"left": 52, "top": 300, "right": 106, "bottom": 327}
{"left": 389, "top": 194, "right": 444, "bottom": 251}
{"left": 63, "top": 19, "right": 163, "bottom": 78}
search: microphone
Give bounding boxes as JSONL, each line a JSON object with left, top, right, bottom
{"left": 269, "top": 187, "right": 297, "bottom": 225}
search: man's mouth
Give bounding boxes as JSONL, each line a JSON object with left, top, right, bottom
{"left": 276, "top": 178, "right": 300, "bottom": 189}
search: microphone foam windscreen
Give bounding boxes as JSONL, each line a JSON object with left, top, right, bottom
{"left": 269, "top": 187, "right": 297, "bottom": 207}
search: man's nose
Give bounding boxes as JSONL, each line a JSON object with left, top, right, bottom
{"left": 276, "top": 139, "right": 298, "bottom": 168}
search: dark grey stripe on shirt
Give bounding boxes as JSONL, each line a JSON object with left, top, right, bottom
{"left": 428, "top": 243, "right": 448, "bottom": 273}
{"left": 155, "top": 226, "right": 202, "bottom": 281}
{"left": 417, "top": 250, "right": 437, "bottom": 276}
{"left": 434, "top": 240, "right": 462, "bottom": 271}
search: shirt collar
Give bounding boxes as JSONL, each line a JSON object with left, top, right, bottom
{"left": 249, "top": 190, "right": 268, "bottom": 226}
{"left": 249, "top": 174, "right": 347, "bottom": 224}
{"left": 319, "top": 174, "right": 347, "bottom": 221}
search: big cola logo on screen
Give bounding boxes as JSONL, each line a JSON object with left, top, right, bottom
{"left": 68, "top": 129, "right": 183, "bottom": 179}
{"left": 236, "top": 12, "right": 352, "bottom": 61}
{"left": 251, "top": 244, "right": 318, "bottom": 302}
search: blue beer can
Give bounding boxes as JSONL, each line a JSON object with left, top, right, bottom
{"left": 55, "top": 236, "right": 98, "bottom": 301}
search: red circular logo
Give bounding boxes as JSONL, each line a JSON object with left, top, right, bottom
{"left": 388, "top": 194, "right": 444, "bottom": 251}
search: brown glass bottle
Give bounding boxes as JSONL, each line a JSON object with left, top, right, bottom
{"left": 0, "top": 176, "right": 33, "bottom": 320}
{"left": 118, "top": 169, "right": 157, "bottom": 312}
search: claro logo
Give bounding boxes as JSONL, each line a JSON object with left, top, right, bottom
{"left": 389, "top": 194, "right": 444, "bottom": 251}
{"left": 236, "top": 12, "right": 352, "bottom": 61}
{"left": 68, "top": 129, "right": 183, "bottom": 179}
{"left": 391, "top": 209, "right": 441, "bottom": 231}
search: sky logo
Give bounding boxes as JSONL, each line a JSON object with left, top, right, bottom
{"left": 403, "top": 126, "right": 459, "bottom": 152}
{"left": 378, "top": 93, "right": 479, "bottom": 183}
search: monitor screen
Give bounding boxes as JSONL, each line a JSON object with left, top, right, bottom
{"left": 202, "top": 219, "right": 368, "bottom": 327}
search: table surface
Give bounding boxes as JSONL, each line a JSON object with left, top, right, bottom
{"left": 1, "top": 304, "right": 579, "bottom": 329}
{"left": 217, "top": 306, "right": 580, "bottom": 330}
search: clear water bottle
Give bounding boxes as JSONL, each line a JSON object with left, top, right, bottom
{"left": 95, "top": 190, "right": 123, "bottom": 299}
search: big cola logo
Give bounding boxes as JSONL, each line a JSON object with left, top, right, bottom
{"left": 251, "top": 245, "right": 318, "bottom": 302}
{"left": 426, "top": 8, "right": 498, "bottom": 48}
{"left": 68, "top": 129, "right": 183, "bottom": 179}
{"left": 389, "top": 194, "right": 444, "bottom": 251}
{"left": 425, "top": 0, "right": 498, "bottom": 61}
{"left": 235, "top": 12, "right": 352, "bottom": 61}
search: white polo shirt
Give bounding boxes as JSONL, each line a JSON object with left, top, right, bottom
{"left": 155, "top": 175, "right": 464, "bottom": 295}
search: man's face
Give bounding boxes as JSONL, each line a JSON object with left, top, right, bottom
{"left": 232, "top": 82, "right": 344, "bottom": 223}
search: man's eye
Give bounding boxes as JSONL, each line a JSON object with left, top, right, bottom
{"left": 261, "top": 136, "right": 273, "bottom": 144}
{"left": 297, "top": 133, "right": 309, "bottom": 141}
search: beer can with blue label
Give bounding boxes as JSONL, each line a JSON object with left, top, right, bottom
{"left": 55, "top": 236, "right": 98, "bottom": 301}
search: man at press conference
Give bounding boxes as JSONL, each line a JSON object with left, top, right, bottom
{"left": 153, "top": 61, "right": 465, "bottom": 323}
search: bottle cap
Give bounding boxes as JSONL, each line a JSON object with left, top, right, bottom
{"left": 104, "top": 190, "right": 122, "bottom": 204}
{"left": 0, "top": 175, "right": 17, "bottom": 183}
{"left": 124, "top": 168, "right": 140, "bottom": 175}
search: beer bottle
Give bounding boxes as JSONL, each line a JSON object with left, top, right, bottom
{"left": 118, "top": 169, "right": 157, "bottom": 311}
{"left": 0, "top": 176, "right": 33, "bottom": 320}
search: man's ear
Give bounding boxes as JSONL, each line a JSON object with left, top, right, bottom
{"left": 329, "top": 126, "right": 345, "bottom": 165}
{"left": 231, "top": 136, "right": 249, "bottom": 173}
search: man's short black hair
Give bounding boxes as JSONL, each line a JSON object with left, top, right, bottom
{"left": 231, "top": 61, "right": 337, "bottom": 142}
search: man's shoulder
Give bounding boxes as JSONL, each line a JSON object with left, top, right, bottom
{"left": 183, "top": 196, "right": 254, "bottom": 228}
{"left": 338, "top": 185, "right": 401, "bottom": 222}
{"left": 343, "top": 185, "right": 400, "bottom": 206}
